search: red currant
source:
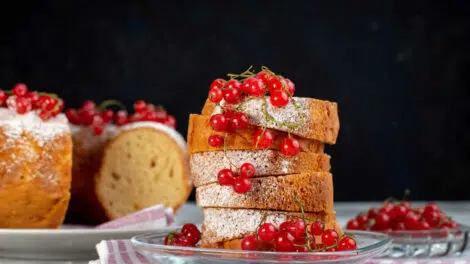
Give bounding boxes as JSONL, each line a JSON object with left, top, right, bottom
{"left": 390, "top": 204, "right": 408, "bottom": 220}
{"left": 208, "top": 88, "right": 223, "bottom": 103}
{"left": 164, "top": 115, "right": 177, "bottom": 128}
{"left": 208, "top": 134, "right": 224, "bottom": 147}
{"left": 424, "top": 203, "right": 440, "bottom": 215}
{"left": 241, "top": 234, "right": 258, "bottom": 251}
{"left": 310, "top": 221, "right": 324, "bottom": 235}
{"left": 91, "top": 115, "right": 105, "bottom": 135}
{"left": 321, "top": 229, "right": 338, "bottom": 247}
{"left": 274, "top": 232, "right": 295, "bottom": 252}
{"left": 39, "top": 110, "right": 52, "bottom": 121}
{"left": 225, "top": 79, "right": 242, "bottom": 92}
{"left": 181, "top": 223, "right": 200, "bottom": 245}
{"left": 233, "top": 177, "right": 252, "bottom": 194}
{"left": 380, "top": 201, "right": 394, "bottom": 214}
{"left": 223, "top": 88, "right": 241, "bottom": 104}
{"left": 229, "top": 112, "right": 249, "bottom": 130}
{"left": 217, "top": 169, "right": 235, "bottom": 186}
{"left": 256, "top": 71, "right": 272, "bottom": 83}
{"left": 210, "top": 78, "right": 225, "bottom": 91}
{"left": 51, "top": 99, "right": 65, "bottom": 116}
{"left": 66, "top": 109, "right": 81, "bottom": 124}
{"left": 0, "top": 90, "right": 6, "bottom": 105}
{"left": 267, "top": 77, "right": 283, "bottom": 94}
{"left": 280, "top": 137, "right": 300, "bottom": 156}
{"left": 115, "top": 110, "right": 128, "bottom": 126}
{"left": 134, "top": 100, "right": 147, "bottom": 113}
{"left": 270, "top": 90, "right": 289, "bottom": 107}
{"left": 258, "top": 223, "right": 277, "bottom": 242}
{"left": 242, "top": 77, "right": 264, "bottom": 96}
{"left": 24, "top": 92, "right": 39, "bottom": 108}
{"left": 337, "top": 237, "right": 357, "bottom": 251}
{"left": 172, "top": 234, "right": 193, "bottom": 247}
{"left": 374, "top": 212, "right": 390, "bottom": 228}
{"left": 12, "top": 83, "right": 28, "bottom": 96}
{"left": 367, "top": 208, "right": 378, "bottom": 219}
{"left": 346, "top": 219, "right": 359, "bottom": 230}
{"left": 253, "top": 129, "right": 275, "bottom": 148}
{"left": 285, "top": 78, "right": 295, "bottom": 95}
{"left": 101, "top": 109, "right": 114, "bottom": 123}
{"left": 286, "top": 218, "right": 306, "bottom": 240}
{"left": 279, "top": 221, "right": 291, "bottom": 233}
{"left": 417, "top": 221, "right": 431, "bottom": 230}
{"left": 164, "top": 233, "right": 176, "bottom": 245}
{"left": 210, "top": 114, "right": 228, "bottom": 132}
{"left": 391, "top": 221, "right": 406, "bottom": 231}
{"left": 441, "top": 221, "right": 458, "bottom": 229}
{"left": 356, "top": 214, "right": 368, "bottom": 227}
{"left": 15, "top": 96, "right": 31, "bottom": 114}
{"left": 401, "top": 201, "right": 411, "bottom": 208}
{"left": 404, "top": 211, "right": 420, "bottom": 230}
{"left": 239, "top": 163, "right": 256, "bottom": 178}
{"left": 141, "top": 110, "right": 158, "bottom": 122}
{"left": 81, "top": 100, "right": 96, "bottom": 112}
{"left": 39, "top": 96, "right": 58, "bottom": 111}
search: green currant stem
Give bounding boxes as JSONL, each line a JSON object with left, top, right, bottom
{"left": 261, "top": 96, "right": 305, "bottom": 129}
{"left": 99, "top": 99, "right": 126, "bottom": 111}
{"left": 167, "top": 232, "right": 175, "bottom": 245}
{"left": 254, "top": 126, "right": 267, "bottom": 149}
{"left": 402, "top": 189, "right": 411, "bottom": 201}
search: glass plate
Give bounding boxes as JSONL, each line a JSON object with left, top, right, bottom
{"left": 370, "top": 223, "right": 470, "bottom": 258}
{"left": 131, "top": 230, "right": 392, "bottom": 264}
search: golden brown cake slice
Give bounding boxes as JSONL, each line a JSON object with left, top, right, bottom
{"left": 196, "top": 172, "right": 333, "bottom": 212}
{"left": 201, "top": 97, "right": 340, "bottom": 144}
{"left": 201, "top": 208, "right": 341, "bottom": 248}
{"left": 95, "top": 122, "right": 191, "bottom": 220}
{"left": 0, "top": 109, "right": 72, "bottom": 228}
{"left": 188, "top": 114, "right": 324, "bottom": 154}
{"left": 191, "top": 150, "right": 330, "bottom": 187}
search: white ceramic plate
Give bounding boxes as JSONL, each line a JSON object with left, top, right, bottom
{"left": 0, "top": 204, "right": 203, "bottom": 261}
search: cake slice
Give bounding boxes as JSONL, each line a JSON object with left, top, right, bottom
{"left": 0, "top": 109, "right": 72, "bottom": 228}
{"left": 187, "top": 114, "right": 324, "bottom": 154}
{"left": 201, "top": 208, "right": 341, "bottom": 248}
{"left": 201, "top": 97, "right": 340, "bottom": 144}
{"left": 191, "top": 150, "right": 330, "bottom": 187}
{"left": 95, "top": 122, "right": 191, "bottom": 220}
{"left": 196, "top": 172, "right": 333, "bottom": 212}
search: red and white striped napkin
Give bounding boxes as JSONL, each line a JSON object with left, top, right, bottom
{"left": 92, "top": 204, "right": 174, "bottom": 264}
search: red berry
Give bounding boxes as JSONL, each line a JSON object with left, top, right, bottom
{"left": 424, "top": 203, "right": 440, "bottom": 215}
{"left": 164, "top": 115, "right": 177, "bottom": 128}
{"left": 253, "top": 129, "right": 275, "bottom": 148}
{"left": 172, "top": 234, "right": 193, "bottom": 247}
{"left": 401, "top": 201, "right": 411, "bottom": 208}
{"left": 15, "top": 96, "right": 31, "bottom": 114}
{"left": 100, "top": 110, "right": 114, "bottom": 123}
{"left": 404, "top": 211, "right": 420, "bottom": 230}
{"left": 210, "top": 78, "right": 225, "bottom": 91}
{"left": 208, "top": 134, "right": 224, "bottom": 147}
{"left": 367, "top": 208, "right": 378, "bottom": 219}
{"left": 223, "top": 88, "right": 241, "bottom": 104}
{"left": 134, "top": 100, "right": 147, "bottom": 113}
{"left": 91, "top": 115, "right": 104, "bottom": 135}
{"left": 208, "top": 88, "right": 223, "bottom": 103}
{"left": 258, "top": 223, "right": 277, "bottom": 242}
{"left": 225, "top": 79, "right": 242, "bottom": 92}
{"left": 24, "top": 92, "right": 39, "bottom": 107}
{"left": 441, "top": 221, "right": 458, "bottom": 229}
{"left": 423, "top": 210, "right": 440, "bottom": 228}
{"left": 239, "top": 163, "right": 256, "bottom": 178}
{"left": 391, "top": 221, "right": 406, "bottom": 231}
{"left": 286, "top": 218, "right": 306, "bottom": 240}
{"left": 81, "top": 100, "right": 96, "bottom": 112}
{"left": 115, "top": 110, "right": 128, "bottom": 126}
{"left": 210, "top": 114, "right": 228, "bottom": 132}
{"left": 0, "top": 90, "right": 6, "bottom": 105}
{"left": 390, "top": 205, "right": 409, "bottom": 220}
{"left": 267, "top": 77, "right": 283, "bottom": 94}
{"left": 164, "top": 233, "right": 176, "bottom": 245}
{"left": 417, "top": 221, "right": 431, "bottom": 230}
{"left": 66, "top": 109, "right": 81, "bottom": 124}
{"left": 321, "top": 229, "right": 338, "bottom": 247}
{"left": 280, "top": 137, "right": 300, "bottom": 156}
{"left": 241, "top": 234, "right": 258, "bottom": 251}
{"left": 181, "top": 223, "right": 200, "bottom": 245}
{"left": 233, "top": 177, "right": 251, "bottom": 194}
{"left": 285, "top": 78, "right": 295, "bottom": 95}
{"left": 39, "top": 96, "right": 58, "bottom": 111}
{"left": 310, "top": 221, "right": 324, "bottom": 235}
{"left": 12, "top": 83, "right": 28, "bottom": 96}
{"left": 141, "top": 110, "right": 158, "bottom": 122}
{"left": 217, "top": 169, "right": 235, "bottom": 186}
{"left": 242, "top": 77, "right": 264, "bottom": 96}
{"left": 374, "top": 212, "right": 390, "bottom": 228}
{"left": 379, "top": 202, "right": 394, "bottom": 214}
{"left": 279, "top": 221, "right": 291, "bottom": 233}
{"left": 337, "top": 237, "right": 357, "bottom": 251}
{"left": 269, "top": 90, "right": 289, "bottom": 107}
{"left": 256, "top": 71, "right": 272, "bottom": 84}
{"left": 356, "top": 214, "right": 369, "bottom": 227}
{"left": 346, "top": 219, "right": 359, "bottom": 230}
{"left": 274, "top": 232, "right": 295, "bottom": 252}
{"left": 229, "top": 112, "right": 249, "bottom": 130}
{"left": 51, "top": 99, "right": 64, "bottom": 116}
{"left": 39, "top": 110, "right": 52, "bottom": 121}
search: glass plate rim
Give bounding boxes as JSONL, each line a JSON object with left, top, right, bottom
{"left": 344, "top": 222, "right": 470, "bottom": 236}
{"left": 131, "top": 229, "right": 393, "bottom": 257}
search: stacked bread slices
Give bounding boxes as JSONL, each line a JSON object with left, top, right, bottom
{"left": 188, "top": 96, "right": 341, "bottom": 249}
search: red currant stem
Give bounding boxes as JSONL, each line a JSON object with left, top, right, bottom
{"left": 99, "top": 99, "right": 126, "bottom": 111}
{"left": 260, "top": 66, "right": 276, "bottom": 76}
{"left": 384, "top": 197, "right": 398, "bottom": 204}
{"left": 402, "top": 188, "right": 411, "bottom": 201}
{"left": 261, "top": 96, "right": 305, "bottom": 129}
{"left": 254, "top": 214, "right": 269, "bottom": 250}
{"left": 222, "top": 132, "right": 238, "bottom": 169}
{"left": 226, "top": 65, "right": 256, "bottom": 80}
{"left": 254, "top": 126, "right": 267, "bottom": 149}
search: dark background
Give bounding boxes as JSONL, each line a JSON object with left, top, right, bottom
{"left": 1, "top": 1, "right": 469, "bottom": 201}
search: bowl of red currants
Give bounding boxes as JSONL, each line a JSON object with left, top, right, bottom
{"left": 345, "top": 200, "right": 469, "bottom": 258}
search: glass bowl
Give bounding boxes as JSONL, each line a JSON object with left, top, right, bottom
{"left": 131, "top": 229, "right": 392, "bottom": 264}
{"left": 348, "top": 224, "right": 469, "bottom": 258}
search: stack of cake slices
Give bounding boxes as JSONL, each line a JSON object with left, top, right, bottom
{"left": 188, "top": 96, "right": 340, "bottom": 249}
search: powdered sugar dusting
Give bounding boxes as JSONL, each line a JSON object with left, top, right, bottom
{"left": 213, "top": 97, "right": 311, "bottom": 136}
{"left": 0, "top": 108, "right": 69, "bottom": 146}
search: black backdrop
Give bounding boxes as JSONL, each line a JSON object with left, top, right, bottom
{"left": 1, "top": 1, "right": 469, "bottom": 201}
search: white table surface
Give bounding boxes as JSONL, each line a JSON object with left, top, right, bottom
{"left": 1, "top": 201, "right": 469, "bottom": 264}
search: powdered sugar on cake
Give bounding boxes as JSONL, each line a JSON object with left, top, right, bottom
{"left": 0, "top": 108, "right": 69, "bottom": 146}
